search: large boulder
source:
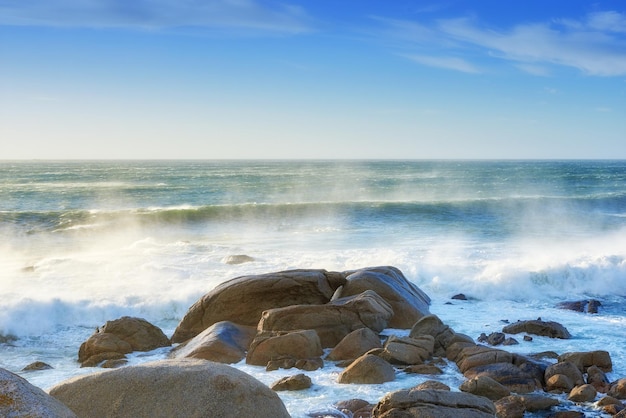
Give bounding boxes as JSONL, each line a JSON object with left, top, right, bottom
{"left": 78, "top": 317, "right": 170, "bottom": 367}
{"left": 169, "top": 321, "right": 256, "bottom": 364}
{"left": 340, "top": 266, "right": 430, "bottom": 328}
{"left": 49, "top": 359, "right": 289, "bottom": 418}
{"left": 172, "top": 269, "right": 345, "bottom": 343}
{"left": 258, "top": 290, "right": 393, "bottom": 348}
{"left": 373, "top": 388, "right": 496, "bottom": 417}
{"left": 502, "top": 319, "right": 571, "bottom": 339}
{"left": 246, "top": 329, "right": 323, "bottom": 367}
{"left": 0, "top": 367, "right": 77, "bottom": 418}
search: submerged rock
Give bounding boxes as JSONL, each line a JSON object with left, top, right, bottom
{"left": 502, "top": 319, "right": 571, "bottom": 339}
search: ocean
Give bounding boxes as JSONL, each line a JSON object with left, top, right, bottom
{"left": 1, "top": 160, "right": 626, "bottom": 417}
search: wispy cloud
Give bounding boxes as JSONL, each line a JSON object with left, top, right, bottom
{"left": 403, "top": 54, "right": 481, "bottom": 74}
{"left": 0, "top": 0, "right": 313, "bottom": 34}
{"left": 377, "top": 11, "right": 626, "bottom": 76}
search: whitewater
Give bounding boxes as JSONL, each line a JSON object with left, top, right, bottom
{"left": 1, "top": 160, "right": 626, "bottom": 417}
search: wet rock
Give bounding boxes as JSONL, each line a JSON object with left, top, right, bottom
{"left": 609, "top": 378, "right": 626, "bottom": 399}
{"left": 0, "top": 367, "right": 77, "bottom": 418}
{"left": 409, "top": 314, "right": 456, "bottom": 356}
{"left": 545, "top": 362, "right": 585, "bottom": 387}
{"left": 378, "top": 335, "right": 434, "bottom": 365}
{"left": 271, "top": 373, "right": 312, "bottom": 391}
{"left": 404, "top": 364, "right": 443, "bottom": 375}
{"left": 586, "top": 365, "right": 610, "bottom": 392}
{"left": 49, "top": 359, "right": 290, "bottom": 418}
{"left": 78, "top": 316, "right": 170, "bottom": 367}
{"left": 169, "top": 321, "right": 256, "bottom": 364}
{"left": 568, "top": 383, "right": 597, "bottom": 402}
{"left": 494, "top": 395, "right": 525, "bottom": 418}
{"left": 326, "top": 327, "right": 382, "bottom": 361}
{"left": 460, "top": 375, "right": 511, "bottom": 400}
{"left": 22, "top": 361, "right": 53, "bottom": 371}
{"left": 337, "top": 354, "right": 395, "bottom": 384}
{"left": 558, "top": 350, "right": 612, "bottom": 373}
{"left": 451, "top": 293, "right": 467, "bottom": 300}
{"left": 502, "top": 319, "right": 571, "bottom": 339}
{"left": 221, "top": 254, "right": 255, "bottom": 264}
{"left": 414, "top": 380, "right": 451, "bottom": 391}
{"left": 246, "top": 329, "right": 323, "bottom": 367}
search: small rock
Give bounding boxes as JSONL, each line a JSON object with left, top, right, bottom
{"left": 451, "top": 293, "right": 467, "bottom": 300}
{"left": 222, "top": 254, "right": 255, "bottom": 264}
{"left": 271, "top": 373, "right": 312, "bottom": 391}
{"left": 22, "top": 361, "right": 53, "bottom": 371}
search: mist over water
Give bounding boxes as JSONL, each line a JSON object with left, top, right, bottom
{"left": 1, "top": 160, "right": 626, "bottom": 416}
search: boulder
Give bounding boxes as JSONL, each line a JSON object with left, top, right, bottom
{"left": 78, "top": 316, "right": 170, "bottom": 366}
{"left": 545, "top": 362, "right": 585, "bottom": 387}
{"left": 172, "top": 269, "right": 345, "bottom": 343}
{"left": 409, "top": 314, "right": 456, "bottom": 356}
{"left": 337, "top": 354, "right": 395, "bottom": 384}
{"left": 494, "top": 395, "right": 525, "bottom": 418}
{"left": 0, "top": 367, "right": 77, "bottom": 418}
{"left": 373, "top": 388, "right": 496, "bottom": 417}
{"left": 460, "top": 375, "right": 511, "bottom": 400}
{"left": 609, "top": 378, "right": 626, "bottom": 399}
{"left": 502, "top": 319, "right": 571, "bottom": 339}
{"left": 246, "top": 329, "right": 323, "bottom": 367}
{"left": 326, "top": 327, "right": 382, "bottom": 361}
{"left": 340, "top": 266, "right": 430, "bottom": 328}
{"left": 378, "top": 335, "right": 434, "bottom": 365}
{"left": 169, "top": 321, "right": 256, "bottom": 364}
{"left": 558, "top": 350, "right": 612, "bottom": 373}
{"left": 404, "top": 364, "right": 444, "bottom": 375}
{"left": 586, "top": 365, "right": 610, "bottom": 392}
{"left": 455, "top": 345, "right": 514, "bottom": 374}
{"left": 518, "top": 393, "right": 560, "bottom": 411}
{"left": 270, "top": 373, "right": 312, "bottom": 391}
{"left": 546, "top": 374, "right": 575, "bottom": 393}
{"left": 463, "top": 362, "right": 541, "bottom": 393}
{"left": 568, "top": 384, "right": 597, "bottom": 402}
{"left": 49, "top": 359, "right": 289, "bottom": 418}
{"left": 258, "top": 290, "right": 393, "bottom": 348}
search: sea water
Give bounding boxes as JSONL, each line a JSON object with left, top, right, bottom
{"left": 1, "top": 160, "right": 626, "bottom": 417}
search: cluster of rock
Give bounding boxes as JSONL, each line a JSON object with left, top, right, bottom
{"left": 4, "top": 265, "right": 626, "bottom": 417}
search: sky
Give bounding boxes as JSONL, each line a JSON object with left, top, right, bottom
{"left": 1, "top": 0, "right": 625, "bottom": 160}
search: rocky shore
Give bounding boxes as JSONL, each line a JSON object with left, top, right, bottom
{"left": 2, "top": 266, "right": 626, "bottom": 417}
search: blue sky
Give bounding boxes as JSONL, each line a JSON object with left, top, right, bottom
{"left": 1, "top": 0, "right": 625, "bottom": 159}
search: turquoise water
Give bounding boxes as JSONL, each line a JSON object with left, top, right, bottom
{"left": 1, "top": 160, "right": 626, "bottom": 416}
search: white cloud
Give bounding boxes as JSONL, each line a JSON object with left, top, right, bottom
{"left": 378, "top": 11, "right": 626, "bottom": 76}
{"left": 0, "top": 0, "right": 313, "bottom": 34}
{"left": 403, "top": 54, "right": 481, "bottom": 74}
